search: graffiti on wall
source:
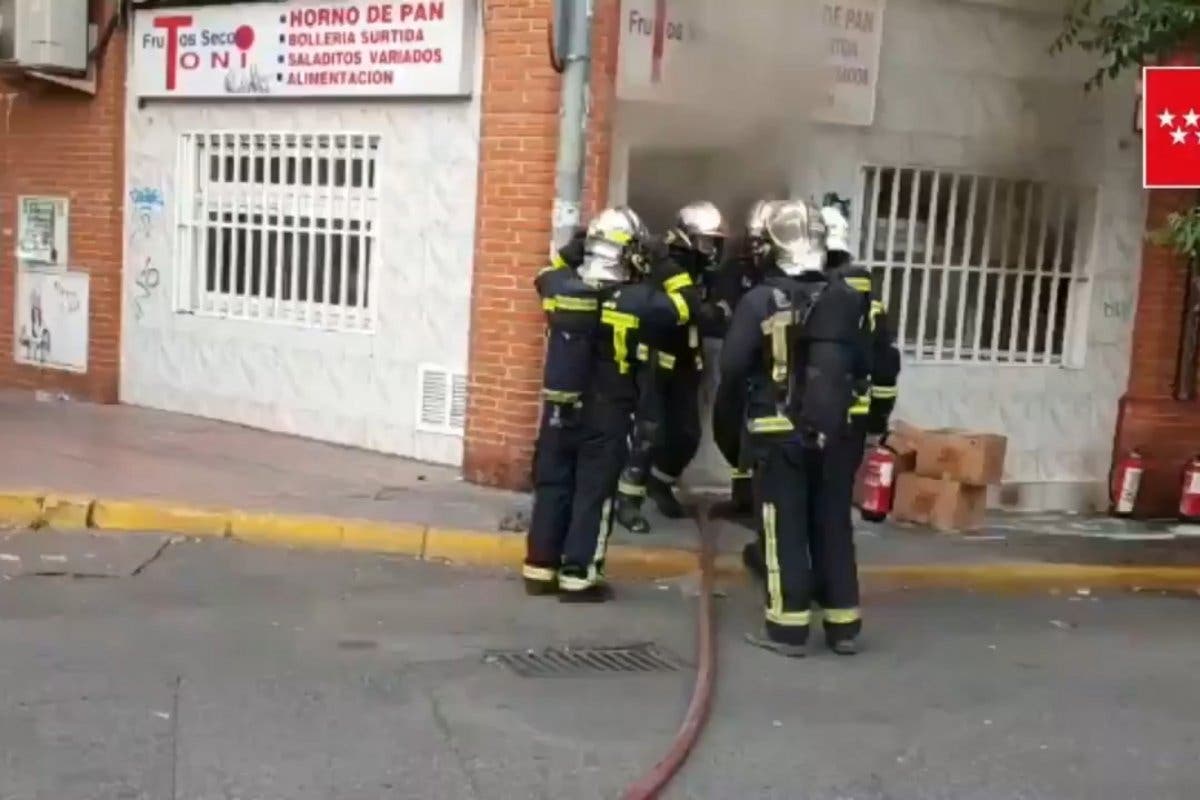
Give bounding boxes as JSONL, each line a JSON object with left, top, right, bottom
{"left": 15, "top": 271, "right": 90, "bottom": 372}
{"left": 128, "top": 186, "right": 165, "bottom": 321}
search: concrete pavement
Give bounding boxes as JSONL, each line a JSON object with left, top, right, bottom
{"left": 6, "top": 390, "right": 1200, "bottom": 589}
{"left": 2, "top": 533, "right": 1199, "bottom": 799}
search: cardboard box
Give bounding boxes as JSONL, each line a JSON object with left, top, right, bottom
{"left": 893, "top": 473, "right": 987, "bottom": 533}
{"left": 887, "top": 425, "right": 921, "bottom": 474}
{"left": 915, "top": 429, "right": 1007, "bottom": 486}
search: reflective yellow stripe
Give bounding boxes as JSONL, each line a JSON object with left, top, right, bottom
{"left": 849, "top": 394, "right": 871, "bottom": 417}
{"left": 663, "top": 273, "right": 693, "bottom": 293}
{"left": 637, "top": 343, "right": 650, "bottom": 362}
{"left": 869, "top": 299, "right": 886, "bottom": 333}
{"left": 766, "top": 608, "right": 813, "bottom": 627}
{"left": 551, "top": 253, "right": 568, "bottom": 269}
{"left": 618, "top": 481, "right": 647, "bottom": 498}
{"left": 657, "top": 352, "right": 677, "bottom": 370}
{"left": 823, "top": 607, "right": 862, "bottom": 625}
{"left": 731, "top": 469, "right": 752, "bottom": 480}
{"left": 668, "top": 291, "right": 690, "bottom": 324}
{"left": 542, "top": 389, "right": 581, "bottom": 404}
{"left": 844, "top": 276, "right": 871, "bottom": 292}
{"left": 542, "top": 298, "right": 556, "bottom": 311}
{"left": 606, "top": 230, "right": 632, "bottom": 245}
{"left": 871, "top": 385, "right": 898, "bottom": 399}
{"left": 601, "top": 309, "right": 639, "bottom": 374}
{"left": 522, "top": 565, "right": 557, "bottom": 582}
{"left": 762, "top": 502, "right": 807, "bottom": 626}
{"left": 748, "top": 416, "right": 795, "bottom": 434}
{"left": 553, "top": 295, "right": 598, "bottom": 311}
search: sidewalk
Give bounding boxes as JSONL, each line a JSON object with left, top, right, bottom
{"left": 4, "top": 390, "right": 1200, "bottom": 587}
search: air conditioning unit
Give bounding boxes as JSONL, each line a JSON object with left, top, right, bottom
{"left": 0, "top": 0, "right": 88, "bottom": 74}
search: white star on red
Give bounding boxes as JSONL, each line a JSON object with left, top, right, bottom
{"left": 1171, "top": 127, "right": 1189, "bottom": 144}
{"left": 1185, "top": 109, "right": 1200, "bottom": 127}
{"left": 1160, "top": 109, "right": 1177, "bottom": 128}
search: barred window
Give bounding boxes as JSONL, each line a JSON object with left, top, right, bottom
{"left": 175, "top": 132, "right": 380, "bottom": 331}
{"left": 857, "top": 166, "right": 1095, "bottom": 365}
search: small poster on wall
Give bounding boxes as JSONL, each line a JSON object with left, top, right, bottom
{"left": 16, "top": 196, "right": 70, "bottom": 271}
{"left": 14, "top": 270, "right": 90, "bottom": 373}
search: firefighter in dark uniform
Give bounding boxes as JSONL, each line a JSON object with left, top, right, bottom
{"left": 741, "top": 197, "right": 902, "bottom": 584}
{"left": 614, "top": 202, "right": 730, "bottom": 534}
{"left": 716, "top": 199, "right": 871, "bottom": 657}
{"left": 524, "top": 207, "right": 700, "bottom": 602}
{"left": 709, "top": 200, "right": 778, "bottom": 524}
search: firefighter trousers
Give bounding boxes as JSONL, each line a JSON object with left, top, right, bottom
{"left": 526, "top": 402, "right": 629, "bottom": 591}
{"left": 755, "top": 434, "right": 862, "bottom": 646}
{"left": 619, "top": 359, "right": 702, "bottom": 500}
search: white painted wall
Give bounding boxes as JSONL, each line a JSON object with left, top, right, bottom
{"left": 121, "top": 11, "right": 484, "bottom": 467}
{"left": 612, "top": 0, "right": 1146, "bottom": 510}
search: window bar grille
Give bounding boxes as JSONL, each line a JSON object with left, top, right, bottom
{"left": 970, "top": 178, "right": 998, "bottom": 362}
{"left": 1007, "top": 182, "right": 1036, "bottom": 361}
{"left": 358, "top": 137, "right": 372, "bottom": 327}
{"left": 881, "top": 168, "right": 902, "bottom": 303}
{"left": 913, "top": 171, "right": 941, "bottom": 359}
{"left": 271, "top": 137, "right": 285, "bottom": 321}
{"left": 862, "top": 166, "right": 882, "bottom": 279}
{"left": 304, "top": 141, "right": 318, "bottom": 326}
{"left": 952, "top": 175, "right": 980, "bottom": 362}
{"left": 336, "top": 136, "right": 350, "bottom": 319}
{"left": 318, "top": 135, "right": 333, "bottom": 327}
{"left": 174, "top": 134, "right": 186, "bottom": 313}
{"left": 897, "top": 167, "right": 922, "bottom": 354}
{"left": 1046, "top": 189, "right": 1074, "bottom": 365}
{"left": 287, "top": 135, "right": 301, "bottom": 325}
{"left": 255, "top": 135, "right": 269, "bottom": 319}
{"left": 364, "top": 144, "right": 378, "bottom": 329}
{"left": 230, "top": 133, "right": 244, "bottom": 319}
{"left": 931, "top": 175, "right": 960, "bottom": 361}
{"left": 1024, "top": 183, "right": 1052, "bottom": 363}
{"left": 212, "top": 134, "right": 228, "bottom": 317}
{"left": 989, "top": 181, "right": 1015, "bottom": 359}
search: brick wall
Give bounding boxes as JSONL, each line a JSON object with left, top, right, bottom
{"left": 463, "top": 0, "right": 621, "bottom": 489}
{"left": 0, "top": 7, "right": 125, "bottom": 403}
{"left": 1113, "top": 188, "right": 1200, "bottom": 516}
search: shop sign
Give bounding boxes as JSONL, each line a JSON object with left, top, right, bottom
{"left": 132, "top": 1, "right": 474, "bottom": 99}
{"left": 617, "top": 0, "right": 885, "bottom": 127}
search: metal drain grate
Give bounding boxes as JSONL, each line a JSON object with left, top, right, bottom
{"left": 485, "top": 643, "right": 684, "bottom": 677}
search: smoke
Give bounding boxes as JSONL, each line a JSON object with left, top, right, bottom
{"left": 618, "top": 0, "right": 830, "bottom": 228}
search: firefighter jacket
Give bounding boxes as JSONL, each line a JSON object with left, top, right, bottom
{"left": 829, "top": 263, "right": 901, "bottom": 436}
{"left": 716, "top": 270, "right": 870, "bottom": 447}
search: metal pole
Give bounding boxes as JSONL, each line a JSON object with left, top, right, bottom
{"left": 551, "top": 0, "right": 593, "bottom": 252}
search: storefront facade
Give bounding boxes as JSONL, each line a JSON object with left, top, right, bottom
{"left": 465, "top": 0, "right": 1152, "bottom": 512}
{"left": 121, "top": 0, "right": 482, "bottom": 465}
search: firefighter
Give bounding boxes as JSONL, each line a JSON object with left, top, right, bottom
{"left": 741, "top": 197, "right": 901, "bottom": 587}
{"left": 710, "top": 199, "right": 778, "bottom": 525}
{"left": 525, "top": 207, "right": 700, "bottom": 602}
{"left": 614, "top": 201, "right": 730, "bottom": 534}
{"left": 715, "top": 198, "right": 871, "bottom": 657}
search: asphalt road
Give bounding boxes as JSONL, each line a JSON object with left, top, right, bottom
{"left": 1, "top": 534, "right": 1198, "bottom": 800}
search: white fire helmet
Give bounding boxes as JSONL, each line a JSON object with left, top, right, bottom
{"left": 820, "top": 203, "right": 851, "bottom": 256}
{"left": 746, "top": 199, "right": 778, "bottom": 240}
{"left": 579, "top": 206, "right": 645, "bottom": 285}
{"left": 765, "top": 200, "right": 827, "bottom": 275}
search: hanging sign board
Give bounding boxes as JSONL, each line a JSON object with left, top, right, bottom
{"left": 132, "top": 1, "right": 475, "bottom": 99}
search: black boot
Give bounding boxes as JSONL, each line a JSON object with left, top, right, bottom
{"left": 523, "top": 578, "right": 559, "bottom": 597}
{"left": 744, "top": 630, "right": 807, "bottom": 658}
{"left": 557, "top": 566, "right": 614, "bottom": 604}
{"left": 827, "top": 637, "right": 859, "bottom": 656}
{"left": 615, "top": 494, "right": 651, "bottom": 534}
{"left": 647, "top": 475, "right": 685, "bottom": 519}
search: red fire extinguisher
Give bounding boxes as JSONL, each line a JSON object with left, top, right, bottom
{"left": 1179, "top": 455, "right": 1200, "bottom": 521}
{"left": 859, "top": 445, "right": 897, "bottom": 523}
{"left": 1110, "top": 449, "right": 1144, "bottom": 517}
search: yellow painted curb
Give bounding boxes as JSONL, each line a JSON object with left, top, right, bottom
{"left": 40, "top": 494, "right": 93, "bottom": 530}
{"left": 341, "top": 519, "right": 426, "bottom": 556}
{"left": 229, "top": 512, "right": 346, "bottom": 550}
{"left": 91, "top": 500, "right": 231, "bottom": 537}
{"left": 861, "top": 562, "right": 1200, "bottom": 591}
{"left": 424, "top": 527, "right": 525, "bottom": 566}
{"left": 0, "top": 492, "right": 44, "bottom": 528}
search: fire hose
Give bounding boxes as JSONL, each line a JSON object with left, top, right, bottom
{"left": 621, "top": 503, "right": 719, "bottom": 800}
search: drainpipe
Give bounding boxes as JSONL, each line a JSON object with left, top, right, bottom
{"left": 550, "top": 0, "right": 593, "bottom": 251}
